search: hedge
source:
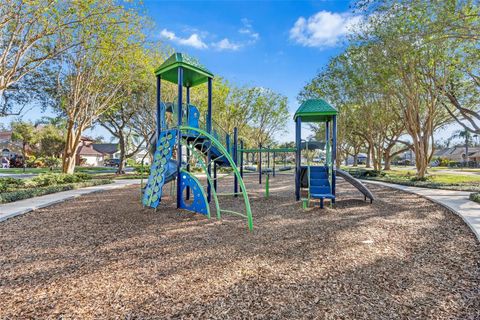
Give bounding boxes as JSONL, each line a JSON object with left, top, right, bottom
{"left": 0, "top": 179, "right": 112, "bottom": 204}
{"left": 470, "top": 193, "right": 480, "bottom": 204}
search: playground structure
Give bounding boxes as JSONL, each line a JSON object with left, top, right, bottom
{"left": 142, "top": 53, "right": 374, "bottom": 230}
{"left": 142, "top": 53, "right": 253, "bottom": 230}
{"left": 293, "top": 99, "right": 374, "bottom": 208}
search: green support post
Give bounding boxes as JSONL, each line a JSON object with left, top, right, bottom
{"left": 265, "top": 174, "right": 270, "bottom": 199}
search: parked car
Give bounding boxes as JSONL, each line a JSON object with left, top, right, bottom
{"left": 105, "top": 158, "right": 121, "bottom": 167}
{"left": 9, "top": 155, "right": 25, "bottom": 168}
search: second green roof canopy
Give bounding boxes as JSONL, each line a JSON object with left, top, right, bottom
{"left": 294, "top": 99, "right": 338, "bottom": 123}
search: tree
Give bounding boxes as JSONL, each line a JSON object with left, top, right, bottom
{"left": 449, "top": 129, "right": 474, "bottom": 165}
{"left": 351, "top": 0, "right": 454, "bottom": 177}
{"left": 11, "top": 120, "right": 37, "bottom": 160}
{"left": 248, "top": 87, "right": 289, "bottom": 147}
{"left": 0, "top": 0, "right": 114, "bottom": 117}
{"left": 37, "top": 124, "right": 65, "bottom": 158}
{"left": 99, "top": 86, "right": 149, "bottom": 174}
{"left": 53, "top": 1, "right": 146, "bottom": 173}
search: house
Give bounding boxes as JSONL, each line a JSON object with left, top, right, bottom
{"left": 76, "top": 137, "right": 123, "bottom": 166}
{"left": 0, "top": 131, "right": 22, "bottom": 159}
{"left": 76, "top": 137, "right": 104, "bottom": 166}
{"left": 346, "top": 153, "right": 368, "bottom": 165}
{"left": 433, "top": 146, "right": 480, "bottom": 163}
{"left": 76, "top": 136, "right": 151, "bottom": 166}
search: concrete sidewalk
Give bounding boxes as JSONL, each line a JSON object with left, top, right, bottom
{"left": 363, "top": 180, "right": 480, "bottom": 241}
{"left": 0, "top": 179, "right": 142, "bottom": 222}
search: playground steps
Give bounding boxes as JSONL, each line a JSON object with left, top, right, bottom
{"left": 309, "top": 166, "right": 335, "bottom": 208}
{"left": 142, "top": 129, "right": 178, "bottom": 208}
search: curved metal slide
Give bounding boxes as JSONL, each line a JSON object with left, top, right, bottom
{"left": 336, "top": 169, "right": 375, "bottom": 203}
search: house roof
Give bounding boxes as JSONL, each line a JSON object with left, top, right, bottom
{"left": 0, "top": 131, "right": 12, "bottom": 142}
{"left": 77, "top": 145, "right": 103, "bottom": 156}
{"left": 154, "top": 52, "right": 213, "bottom": 87}
{"left": 92, "top": 143, "right": 118, "bottom": 155}
{"left": 294, "top": 99, "right": 338, "bottom": 122}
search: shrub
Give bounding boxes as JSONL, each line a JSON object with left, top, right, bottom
{"left": 0, "top": 179, "right": 112, "bottom": 203}
{"left": 133, "top": 164, "right": 150, "bottom": 174}
{"left": 470, "top": 193, "right": 480, "bottom": 204}
{"left": 25, "top": 155, "right": 37, "bottom": 168}
{"left": 438, "top": 157, "right": 450, "bottom": 167}
{"left": 126, "top": 158, "right": 137, "bottom": 166}
{"left": 28, "top": 173, "right": 92, "bottom": 187}
{"left": 345, "top": 168, "right": 385, "bottom": 178}
{"left": 0, "top": 177, "right": 26, "bottom": 192}
{"left": 410, "top": 176, "right": 430, "bottom": 182}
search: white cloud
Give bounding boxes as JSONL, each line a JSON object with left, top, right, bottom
{"left": 239, "top": 18, "right": 260, "bottom": 42}
{"left": 160, "top": 29, "right": 208, "bottom": 49}
{"left": 159, "top": 19, "right": 260, "bottom": 52}
{"left": 212, "top": 38, "right": 242, "bottom": 51}
{"left": 289, "top": 11, "right": 362, "bottom": 48}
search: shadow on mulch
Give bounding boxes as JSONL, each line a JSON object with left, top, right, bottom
{"left": 0, "top": 175, "right": 479, "bottom": 319}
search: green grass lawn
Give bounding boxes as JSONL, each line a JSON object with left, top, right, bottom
{"left": 383, "top": 169, "right": 480, "bottom": 184}
{"left": 343, "top": 166, "right": 480, "bottom": 192}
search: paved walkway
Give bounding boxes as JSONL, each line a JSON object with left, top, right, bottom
{"left": 0, "top": 179, "right": 142, "bottom": 222}
{"left": 363, "top": 180, "right": 480, "bottom": 241}
{"left": 0, "top": 173, "right": 37, "bottom": 179}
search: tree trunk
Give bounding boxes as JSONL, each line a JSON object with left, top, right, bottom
{"left": 22, "top": 142, "right": 27, "bottom": 162}
{"left": 366, "top": 144, "right": 372, "bottom": 168}
{"left": 465, "top": 137, "right": 469, "bottom": 167}
{"left": 383, "top": 147, "right": 392, "bottom": 171}
{"left": 63, "top": 155, "right": 76, "bottom": 174}
{"left": 384, "top": 154, "right": 391, "bottom": 170}
{"left": 117, "top": 132, "right": 126, "bottom": 174}
{"left": 413, "top": 140, "right": 428, "bottom": 179}
{"left": 62, "top": 121, "right": 82, "bottom": 174}
{"left": 353, "top": 154, "right": 358, "bottom": 167}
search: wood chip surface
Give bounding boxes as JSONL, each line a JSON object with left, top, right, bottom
{"left": 1, "top": 174, "right": 479, "bottom": 319}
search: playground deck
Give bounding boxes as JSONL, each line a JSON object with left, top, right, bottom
{"left": 1, "top": 175, "right": 479, "bottom": 318}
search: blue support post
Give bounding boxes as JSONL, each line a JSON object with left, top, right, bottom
{"left": 176, "top": 67, "right": 183, "bottom": 209}
{"left": 240, "top": 140, "right": 244, "bottom": 179}
{"left": 233, "top": 127, "right": 238, "bottom": 197}
{"left": 273, "top": 152, "right": 276, "bottom": 177}
{"left": 267, "top": 146, "right": 270, "bottom": 171}
{"left": 295, "top": 117, "right": 301, "bottom": 201}
{"left": 326, "top": 120, "right": 330, "bottom": 193}
{"left": 213, "top": 162, "right": 217, "bottom": 190}
{"left": 186, "top": 86, "right": 190, "bottom": 200}
{"left": 226, "top": 134, "right": 231, "bottom": 155}
{"left": 156, "top": 75, "right": 162, "bottom": 138}
{"left": 207, "top": 77, "right": 212, "bottom": 202}
{"left": 332, "top": 115, "right": 337, "bottom": 202}
{"left": 259, "top": 144, "right": 262, "bottom": 184}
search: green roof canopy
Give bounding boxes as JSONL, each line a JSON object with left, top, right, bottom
{"left": 155, "top": 53, "right": 213, "bottom": 87}
{"left": 293, "top": 99, "right": 338, "bottom": 123}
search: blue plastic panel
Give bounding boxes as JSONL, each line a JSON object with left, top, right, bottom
{"left": 179, "top": 170, "right": 209, "bottom": 216}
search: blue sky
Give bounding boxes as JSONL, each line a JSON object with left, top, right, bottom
{"left": 143, "top": 0, "right": 357, "bottom": 142}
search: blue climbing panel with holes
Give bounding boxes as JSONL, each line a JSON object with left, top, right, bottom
{"left": 143, "top": 129, "right": 178, "bottom": 208}
{"left": 178, "top": 170, "right": 210, "bottom": 217}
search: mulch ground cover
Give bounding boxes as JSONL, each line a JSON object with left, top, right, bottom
{"left": 1, "top": 174, "right": 479, "bottom": 319}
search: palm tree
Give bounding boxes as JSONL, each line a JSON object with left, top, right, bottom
{"left": 449, "top": 129, "right": 473, "bottom": 166}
